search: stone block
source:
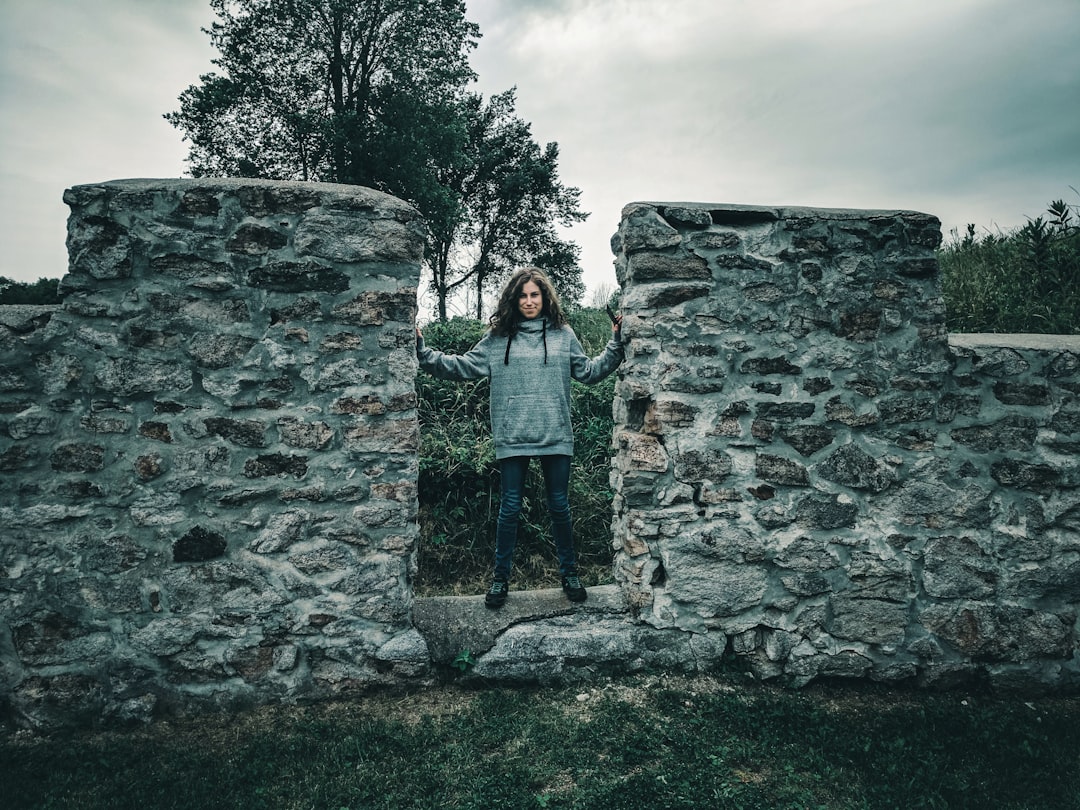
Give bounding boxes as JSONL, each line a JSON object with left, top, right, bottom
{"left": 295, "top": 212, "right": 423, "bottom": 264}
{"left": 828, "top": 596, "right": 908, "bottom": 645}
{"left": 921, "top": 603, "right": 1071, "bottom": 661}
{"left": 921, "top": 535, "right": 998, "bottom": 599}
{"left": 817, "top": 443, "right": 895, "bottom": 492}
{"left": 755, "top": 453, "right": 809, "bottom": 486}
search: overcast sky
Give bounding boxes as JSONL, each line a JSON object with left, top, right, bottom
{"left": 2, "top": 0, "right": 1078, "bottom": 305}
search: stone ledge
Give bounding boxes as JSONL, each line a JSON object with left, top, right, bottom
{"left": 0, "top": 304, "right": 56, "bottom": 332}
{"left": 412, "top": 584, "right": 630, "bottom": 663}
{"left": 411, "top": 585, "right": 730, "bottom": 683}
{"left": 949, "top": 333, "right": 1080, "bottom": 352}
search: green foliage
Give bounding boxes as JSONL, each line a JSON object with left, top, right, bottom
{"left": 416, "top": 310, "right": 619, "bottom": 595}
{"left": 428, "top": 89, "right": 587, "bottom": 321}
{"left": 451, "top": 649, "right": 476, "bottom": 672}
{"left": 0, "top": 276, "right": 62, "bottom": 305}
{"left": 166, "top": 0, "right": 478, "bottom": 186}
{"left": 5, "top": 677, "right": 1079, "bottom": 809}
{"left": 939, "top": 195, "right": 1080, "bottom": 334}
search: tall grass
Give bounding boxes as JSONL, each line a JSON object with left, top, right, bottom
{"left": 4, "top": 675, "right": 1079, "bottom": 809}
{"left": 939, "top": 197, "right": 1080, "bottom": 334}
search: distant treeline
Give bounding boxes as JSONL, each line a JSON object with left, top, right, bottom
{"left": 0, "top": 276, "right": 63, "bottom": 305}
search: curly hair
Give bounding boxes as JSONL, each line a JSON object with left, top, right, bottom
{"left": 489, "top": 266, "right": 568, "bottom": 337}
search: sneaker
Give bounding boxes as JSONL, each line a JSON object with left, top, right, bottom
{"left": 485, "top": 579, "right": 509, "bottom": 609}
{"left": 561, "top": 573, "right": 587, "bottom": 603}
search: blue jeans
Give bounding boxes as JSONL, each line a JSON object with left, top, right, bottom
{"left": 494, "top": 454, "right": 576, "bottom": 581}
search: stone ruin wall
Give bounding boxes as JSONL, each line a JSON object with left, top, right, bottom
{"left": 1, "top": 180, "right": 1078, "bottom": 731}
{"left": 609, "top": 202, "right": 1080, "bottom": 690}
{"left": 1, "top": 179, "right": 428, "bottom": 729}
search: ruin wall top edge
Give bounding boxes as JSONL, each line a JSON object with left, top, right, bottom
{"left": 64, "top": 177, "right": 420, "bottom": 213}
{"left": 622, "top": 200, "right": 939, "bottom": 221}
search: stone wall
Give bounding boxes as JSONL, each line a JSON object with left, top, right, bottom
{"left": 609, "top": 202, "right": 1080, "bottom": 690}
{"left": 0, "top": 178, "right": 428, "bottom": 729}
{"left": 4, "top": 185, "right": 1078, "bottom": 730}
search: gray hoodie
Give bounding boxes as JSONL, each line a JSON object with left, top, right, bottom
{"left": 417, "top": 316, "right": 624, "bottom": 460}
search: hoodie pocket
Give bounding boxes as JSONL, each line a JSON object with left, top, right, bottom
{"left": 500, "top": 394, "right": 565, "bottom": 446}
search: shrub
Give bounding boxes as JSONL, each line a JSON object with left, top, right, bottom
{"left": 939, "top": 196, "right": 1080, "bottom": 334}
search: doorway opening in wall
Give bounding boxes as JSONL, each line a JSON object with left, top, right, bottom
{"left": 412, "top": 307, "right": 620, "bottom": 597}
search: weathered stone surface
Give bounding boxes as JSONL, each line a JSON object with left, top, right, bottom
{"left": 673, "top": 448, "right": 732, "bottom": 483}
{"left": 248, "top": 261, "right": 350, "bottom": 293}
{"left": 203, "top": 417, "right": 268, "bottom": 448}
{"left": 616, "top": 205, "right": 683, "bottom": 255}
{"left": 243, "top": 453, "right": 309, "bottom": 478}
{"left": 50, "top": 443, "right": 105, "bottom": 472}
{"left": 226, "top": 223, "right": 288, "bottom": 254}
{"left": 295, "top": 211, "right": 423, "bottom": 264}
{"left": 892, "top": 480, "right": 992, "bottom": 527}
{"left": 818, "top": 443, "right": 895, "bottom": 492}
{"left": 950, "top": 415, "right": 1037, "bottom": 451}
{"left": 7, "top": 406, "right": 58, "bottom": 439}
{"left": 755, "top": 453, "right": 809, "bottom": 486}
{"left": 332, "top": 290, "right": 416, "bottom": 326}
{"left": 665, "top": 560, "right": 770, "bottom": 618}
{"left": 741, "top": 356, "right": 802, "bottom": 376}
{"left": 277, "top": 416, "right": 334, "bottom": 449}
{"left": 922, "top": 536, "right": 998, "bottom": 599}
{"left": 138, "top": 421, "right": 173, "bottom": 443}
{"left": 829, "top": 596, "right": 908, "bottom": 645}
{"left": 757, "top": 402, "right": 816, "bottom": 420}
{"left": 795, "top": 493, "right": 858, "bottom": 529}
{"left": 779, "top": 424, "right": 835, "bottom": 456}
{"left": 66, "top": 215, "right": 132, "bottom": 279}
{"left": 5, "top": 189, "right": 1079, "bottom": 730}
{"left": 134, "top": 453, "right": 165, "bottom": 480}
{"left": 630, "top": 282, "right": 712, "bottom": 308}
{"left": 921, "top": 603, "right": 1071, "bottom": 660}
{"left": 611, "top": 201, "right": 1079, "bottom": 692}
{"left": 95, "top": 357, "right": 192, "bottom": 395}
{"left": 991, "top": 459, "right": 1062, "bottom": 492}
{"left": 993, "top": 381, "right": 1051, "bottom": 406}
{"left": 186, "top": 333, "right": 258, "bottom": 369}
{"left": 342, "top": 418, "right": 419, "bottom": 455}
{"left": 627, "top": 251, "right": 711, "bottom": 281}
{"left": 0, "top": 178, "right": 427, "bottom": 730}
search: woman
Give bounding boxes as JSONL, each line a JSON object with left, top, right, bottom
{"left": 416, "top": 267, "right": 624, "bottom": 608}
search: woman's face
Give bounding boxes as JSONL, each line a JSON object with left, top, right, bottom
{"left": 517, "top": 279, "right": 543, "bottom": 320}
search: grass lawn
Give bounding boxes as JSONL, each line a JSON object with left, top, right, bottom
{"left": 3, "top": 673, "right": 1079, "bottom": 809}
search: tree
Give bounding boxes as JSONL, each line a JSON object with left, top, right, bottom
{"left": 166, "top": 0, "right": 478, "bottom": 192}
{"left": 427, "top": 89, "right": 587, "bottom": 320}
{"left": 167, "top": 0, "right": 587, "bottom": 320}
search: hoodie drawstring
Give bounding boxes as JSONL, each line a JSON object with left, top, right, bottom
{"left": 503, "top": 319, "right": 548, "bottom": 365}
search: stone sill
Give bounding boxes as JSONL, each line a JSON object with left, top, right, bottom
{"left": 412, "top": 584, "right": 629, "bottom": 664}
{"left": 949, "top": 333, "right": 1080, "bottom": 352}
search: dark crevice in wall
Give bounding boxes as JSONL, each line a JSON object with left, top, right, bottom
{"left": 708, "top": 208, "right": 779, "bottom": 226}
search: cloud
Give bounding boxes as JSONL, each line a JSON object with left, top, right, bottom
{"left": 466, "top": 0, "right": 1080, "bottom": 287}
{"left": 0, "top": 0, "right": 214, "bottom": 281}
{"left": 1, "top": 0, "right": 1076, "bottom": 290}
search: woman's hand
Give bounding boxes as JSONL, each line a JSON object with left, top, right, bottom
{"left": 611, "top": 314, "right": 623, "bottom": 338}
{"left": 415, "top": 326, "right": 423, "bottom": 340}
